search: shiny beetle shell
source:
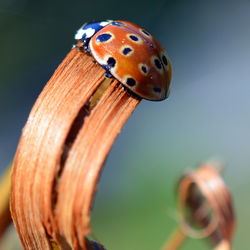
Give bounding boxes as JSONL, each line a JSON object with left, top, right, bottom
{"left": 75, "top": 20, "right": 172, "bottom": 101}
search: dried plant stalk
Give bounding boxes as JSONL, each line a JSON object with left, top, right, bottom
{"left": 10, "top": 48, "right": 140, "bottom": 249}
{"left": 55, "top": 79, "right": 139, "bottom": 248}
{"left": 0, "top": 167, "right": 12, "bottom": 238}
{"left": 162, "top": 227, "right": 186, "bottom": 250}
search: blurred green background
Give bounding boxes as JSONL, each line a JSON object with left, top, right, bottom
{"left": 1, "top": 0, "right": 250, "bottom": 249}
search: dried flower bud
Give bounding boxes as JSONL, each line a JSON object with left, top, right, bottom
{"left": 177, "top": 163, "right": 235, "bottom": 248}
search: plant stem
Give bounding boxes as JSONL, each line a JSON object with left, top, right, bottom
{"left": 0, "top": 166, "right": 12, "bottom": 238}
{"left": 162, "top": 227, "right": 186, "bottom": 250}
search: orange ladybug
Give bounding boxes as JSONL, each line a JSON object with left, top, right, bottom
{"left": 75, "top": 20, "right": 172, "bottom": 101}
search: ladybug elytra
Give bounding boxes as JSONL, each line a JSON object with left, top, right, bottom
{"left": 74, "top": 20, "right": 172, "bottom": 101}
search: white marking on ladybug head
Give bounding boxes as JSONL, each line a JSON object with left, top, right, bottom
{"left": 100, "top": 21, "right": 111, "bottom": 27}
{"left": 74, "top": 27, "right": 95, "bottom": 40}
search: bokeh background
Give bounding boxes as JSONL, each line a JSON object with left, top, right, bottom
{"left": 1, "top": 0, "right": 250, "bottom": 249}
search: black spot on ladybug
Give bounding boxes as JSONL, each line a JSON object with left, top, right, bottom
{"left": 123, "top": 47, "right": 132, "bottom": 55}
{"left": 129, "top": 35, "right": 139, "bottom": 41}
{"left": 141, "top": 29, "right": 151, "bottom": 37}
{"left": 154, "top": 58, "right": 162, "bottom": 70}
{"left": 141, "top": 65, "right": 147, "bottom": 74}
{"left": 107, "top": 57, "right": 116, "bottom": 67}
{"left": 162, "top": 55, "right": 168, "bottom": 66}
{"left": 153, "top": 87, "right": 161, "bottom": 93}
{"left": 126, "top": 77, "right": 136, "bottom": 87}
{"left": 96, "top": 33, "right": 112, "bottom": 43}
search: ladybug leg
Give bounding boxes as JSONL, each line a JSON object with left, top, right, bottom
{"left": 82, "top": 38, "right": 91, "bottom": 53}
{"left": 73, "top": 40, "right": 84, "bottom": 52}
{"left": 100, "top": 65, "right": 113, "bottom": 78}
{"left": 83, "top": 44, "right": 90, "bottom": 53}
{"left": 74, "top": 39, "right": 91, "bottom": 54}
{"left": 104, "top": 71, "right": 113, "bottom": 78}
{"left": 72, "top": 43, "right": 82, "bottom": 50}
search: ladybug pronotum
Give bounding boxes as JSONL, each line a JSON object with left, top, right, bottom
{"left": 74, "top": 20, "right": 172, "bottom": 101}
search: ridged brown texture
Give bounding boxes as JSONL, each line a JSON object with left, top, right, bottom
{"left": 10, "top": 48, "right": 140, "bottom": 249}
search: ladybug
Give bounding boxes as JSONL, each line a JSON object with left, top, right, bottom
{"left": 74, "top": 20, "right": 172, "bottom": 101}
